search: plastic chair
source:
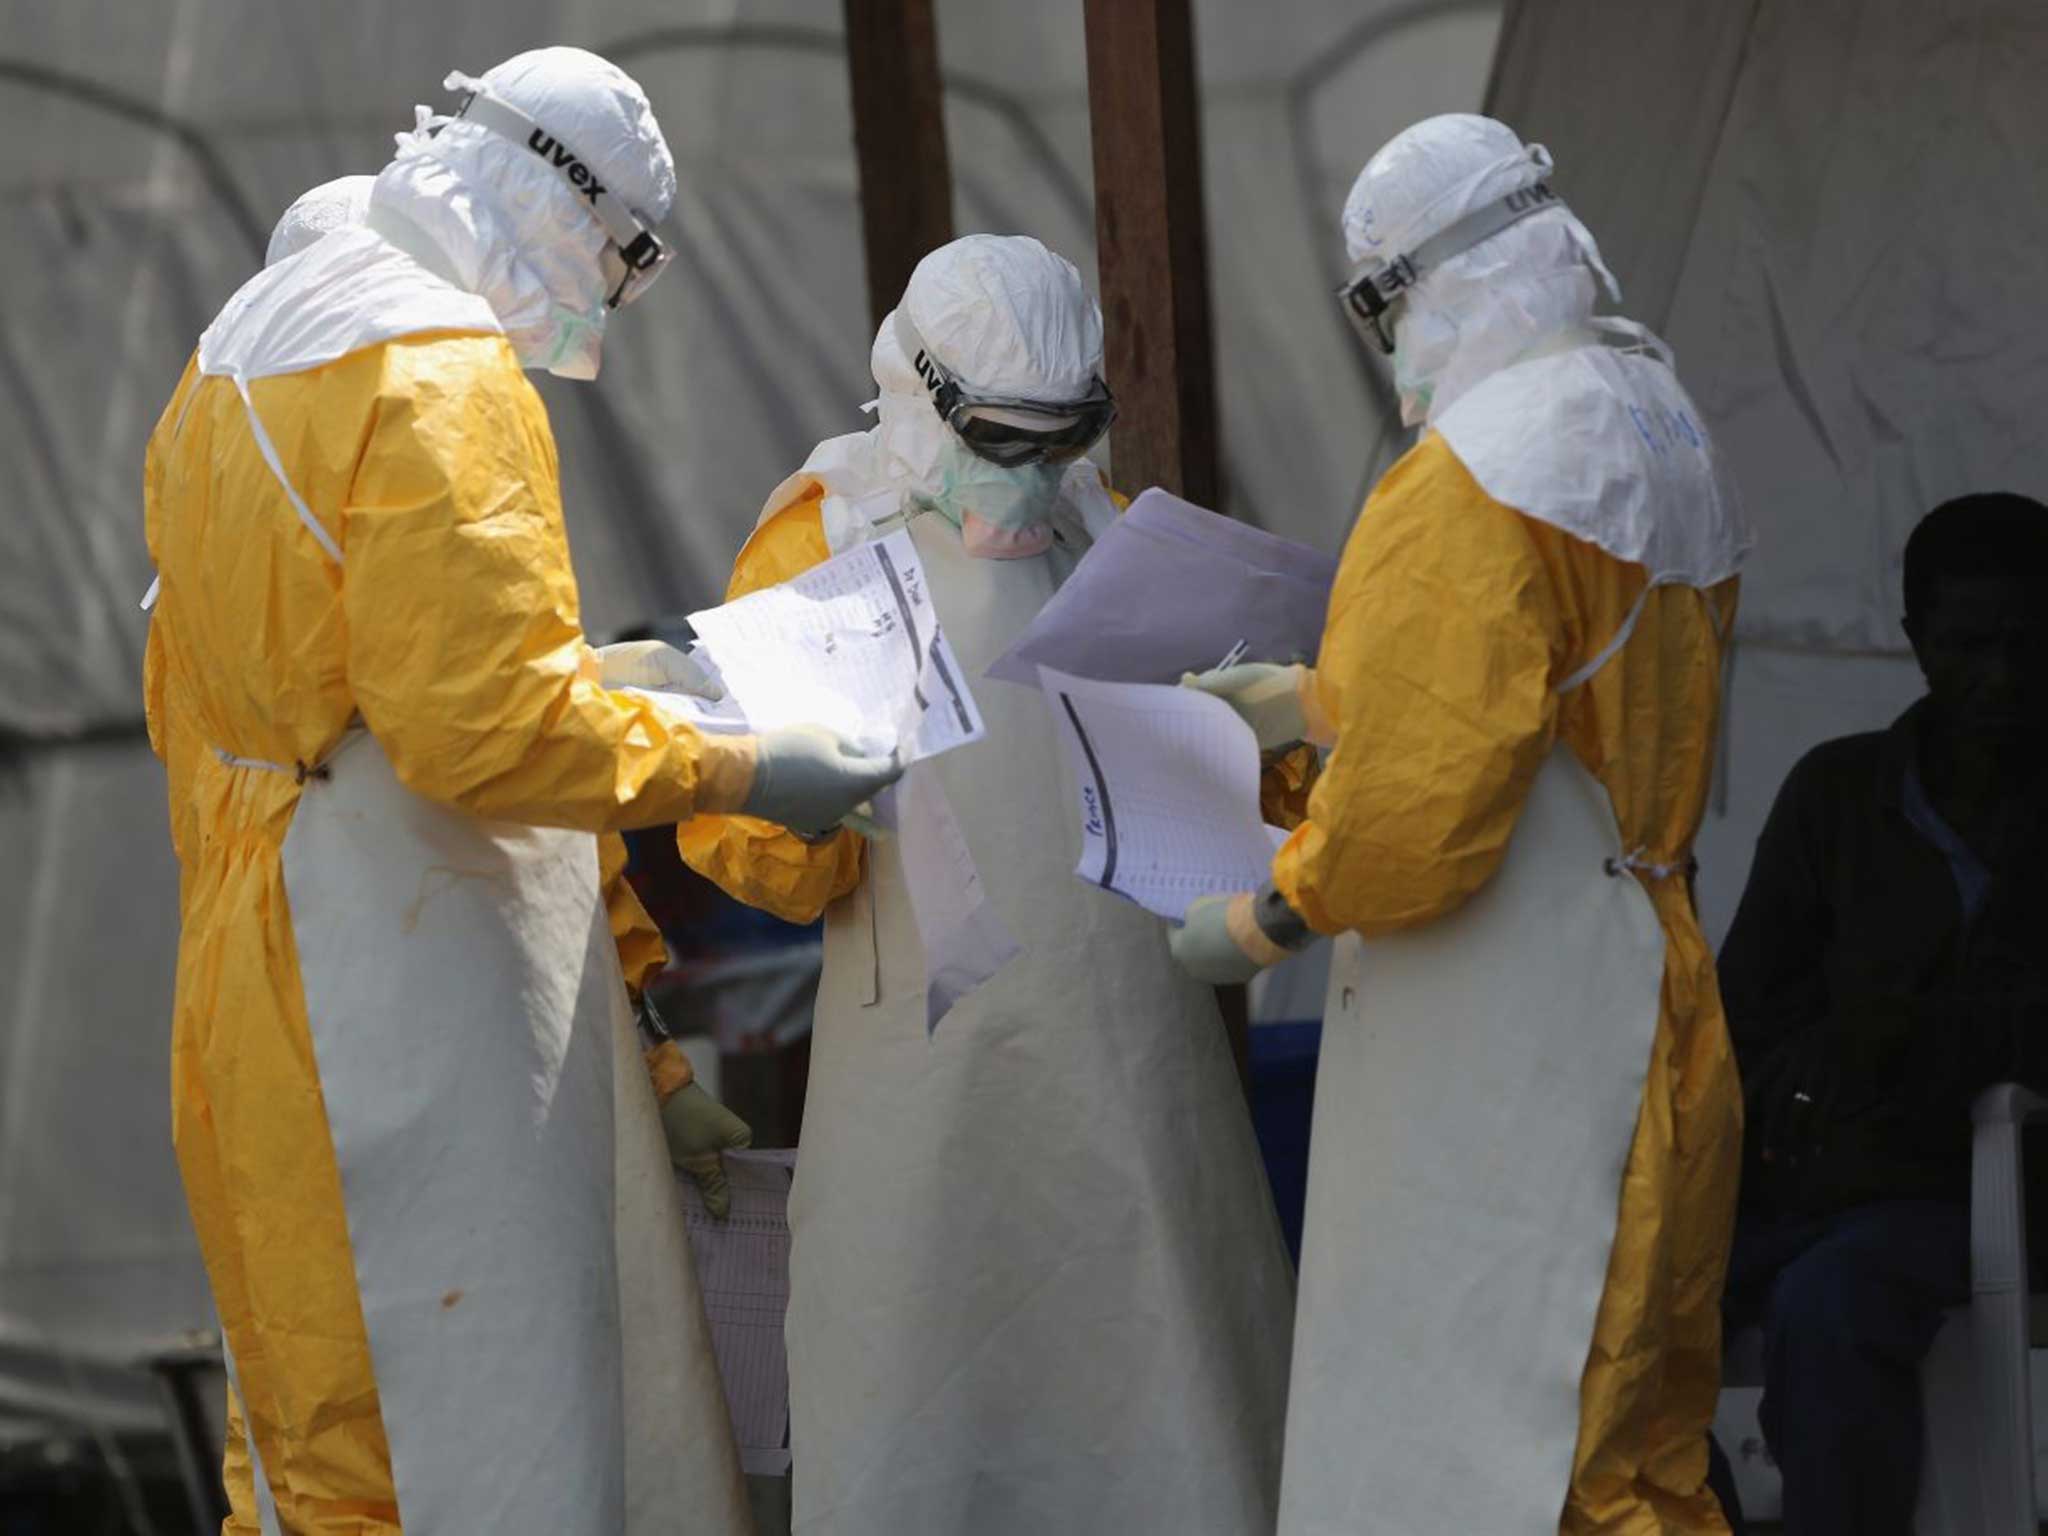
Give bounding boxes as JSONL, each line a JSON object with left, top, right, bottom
{"left": 1717, "top": 1082, "right": 2048, "bottom": 1532}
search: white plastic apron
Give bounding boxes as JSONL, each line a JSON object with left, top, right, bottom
{"left": 277, "top": 729, "right": 748, "bottom": 1534}
{"left": 200, "top": 322, "right": 748, "bottom": 1529}
{"left": 786, "top": 512, "right": 1296, "bottom": 1536}
{"left": 1276, "top": 742, "right": 1669, "bottom": 1536}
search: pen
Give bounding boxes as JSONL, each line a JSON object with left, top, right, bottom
{"left": 1214, "top": 638, "right": 1249, "bottom": 672}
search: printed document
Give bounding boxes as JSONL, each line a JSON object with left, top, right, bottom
{"left": 677, "top": 1149, "right": 798, "bottom": 1477}
{"left": 1039, "top": 666, "right": 1284, "bottom": 920}
{"left": 688, "top": 528, "right": 984, "bottom": 764}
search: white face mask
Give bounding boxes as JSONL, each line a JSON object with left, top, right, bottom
{"left": 539, "top": 296, "right": 608, "bottom": 380}
{"left": 1391, "top": 350, "right": 1437, "bottom": 425}
{"left": 1390, "top": 305, "right": 1461, "bottom": 426}
{"left": 926, "top": 434, "right": 1066, "bottom": 559}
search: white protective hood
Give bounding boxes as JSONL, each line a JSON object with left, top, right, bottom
{"left": 756, "top": 234, "right": 1119, "bottom": 551}
{"left": 1345, "top": 113, "right": 1752, "bottom": 589}
{"left": 1344, "top": 113, "right": 1618, "bottom": 430}
{"left": 367, "top": 46, "right": 676, "bottom": 380}
{"left": 196, "top": 228, "right": 500, "bottom": 386}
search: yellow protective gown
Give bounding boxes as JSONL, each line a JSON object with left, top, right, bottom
{"left": 144, "top": 326, "right": 749, "bottom": 1531}
{"left": 1269, "top": 432, "right": 1740, "bottom": 1532}
{"left": 676, "top": 494, "right": 866, "bottom": 918}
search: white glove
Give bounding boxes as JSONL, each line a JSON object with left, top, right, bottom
{"left": 1170, "top": 894, "right": 1272, "bottom": 985}
{"left": 741, "top": 725, "right": 904, "bottom": 836}
{"left": 1170, "top": 884, "right": 1314, "bottom": 985}
{"left": 597, "top": 639, "right": 723, "bottom": 699}
{"left": 1180, "top": 662, "right": 1315, "bottom": 751}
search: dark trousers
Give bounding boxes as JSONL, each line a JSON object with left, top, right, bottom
{"left": 1723, "top": 1198, "right": 1970, "bottom": 1536}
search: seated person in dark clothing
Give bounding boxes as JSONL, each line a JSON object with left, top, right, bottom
{"left": 1717, "top": 492, "right": 2048, "bottom": 1536}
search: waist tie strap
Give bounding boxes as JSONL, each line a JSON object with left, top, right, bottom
{"left": 1603, "top": 848, "right": 1697, "bottom": 882}
{"left": 211, "top": 745, "right": 331, "bottom": 784}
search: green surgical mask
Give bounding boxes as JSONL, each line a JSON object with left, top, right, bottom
{"left": 926, "top": 433, "right": 1066, "bottom": 559}
{"left": 544, "top": 297, "right": 609, "bottom": 381}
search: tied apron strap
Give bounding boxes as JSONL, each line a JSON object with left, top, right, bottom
{"left": 210, "top": 722, "right": 362, "bottom": 784}
{"left": 1603, "top": 848, "right": 1697, "bottom": 883}
{"left": 187, "top": 374, "right": 352, "bottom": 776}
{"left": 143, "top": 370, "right": 345, "bottom": 610}
{"left": 231, "top": 374, "right": 345, "bottom": 566}
{"left": 211, "top": 746, "right": 332, "bottom": 784}
{"left": 1556, "top": 582, "right": 1657, "bottom": 696}
{"left": 1558, "top": 581, "right": 1697, "bottom": 884}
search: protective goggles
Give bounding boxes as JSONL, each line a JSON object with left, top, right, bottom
{"left": 1338, "top": 181, "right": 1564, "bottom": 353}
{"left": 898, "top": 313, "right": 1116, "bottom": 467}
{"left": 451, "top": 88, "right": 672, "bottom": 309}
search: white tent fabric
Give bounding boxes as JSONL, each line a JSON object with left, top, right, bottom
{"left": 0, "top": 0, "right": 1504, "bottom": 1417}
{"left": 1488, "top": 0, "right": 2048, "bottom": 937}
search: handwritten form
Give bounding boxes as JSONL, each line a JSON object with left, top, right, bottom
{"left": 1039, "top": 666, "right": 1286, "bottom": 920}
{"left": 688, "top": 529, "right": 984, "bottom": 765}
{"left": 676, "top": 1149, "right": 798, "bottom": 1477}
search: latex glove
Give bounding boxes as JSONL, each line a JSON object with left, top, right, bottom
{"left": 741, "top": 725, "right": 904, "bottom": 836}
{"left": 1181, "top": 662, "right": 1320, "bottom": 751}
{"left": 596, "top": 639, "right": 723, "bottom": 699}
{"left": 661, "top": 1082, "right": 754, "bottom": 1219}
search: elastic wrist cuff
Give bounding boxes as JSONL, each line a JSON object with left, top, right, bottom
{"left": 1296, "top": 666, "right": 1338, "bottom": 749}
{"left": 1251, "top": 882, "right": 1314, "bottom": 952}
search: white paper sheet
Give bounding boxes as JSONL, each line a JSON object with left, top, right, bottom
{"left": 1038, "top": 666, "right": 1282, "bottom": 920}
{"left": 688, "top": 529, "right": 984, "bottom": 764}
{"left": 988, "top": 487, "right": 1338, "bottom": 688}
{"left": 875, "top": 763, "right": 1022, "bottom": 1034}
{"left": 677, "top": 1149, "right": 798, "bottom": 1479}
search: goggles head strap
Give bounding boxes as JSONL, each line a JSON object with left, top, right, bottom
{"left": 452, "top": 88, "right": 669, "bottom": 305}
{"left": 1340, "top": 181, "right": 1565, "bottom": 351}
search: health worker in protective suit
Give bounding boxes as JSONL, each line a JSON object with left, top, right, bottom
{"left": 676, "top": 233, "right": 1296, "bottom": 1536}
{"left": 143, "top": 48, "right": 897, "bottom": 1536}
{"left": 259, "top": 169, "right": 757, "bottom": 1219}
{"left": 1173, "top": 115, "right": 1755, "bottom": 1534}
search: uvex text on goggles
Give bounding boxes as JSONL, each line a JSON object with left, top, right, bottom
{"left": 897, "top": 313, "right": 1117, "bottom": 468}
{"left": 1338, "top": 182, "right": 1564, "bottom": 353}
{"left": 452, "top": 88, "right": 671, "bottom": 309}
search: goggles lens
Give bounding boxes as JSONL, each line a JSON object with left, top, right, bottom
{"left": 953, "top": 406, "right": 1114, "bottom": 468}
{"left": 902, "top": 313, "right": 1115, "bottom": 465}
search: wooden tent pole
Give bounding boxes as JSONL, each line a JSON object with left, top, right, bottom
{"left": 844, "top": 0, "right": 955, "bottom": 331}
